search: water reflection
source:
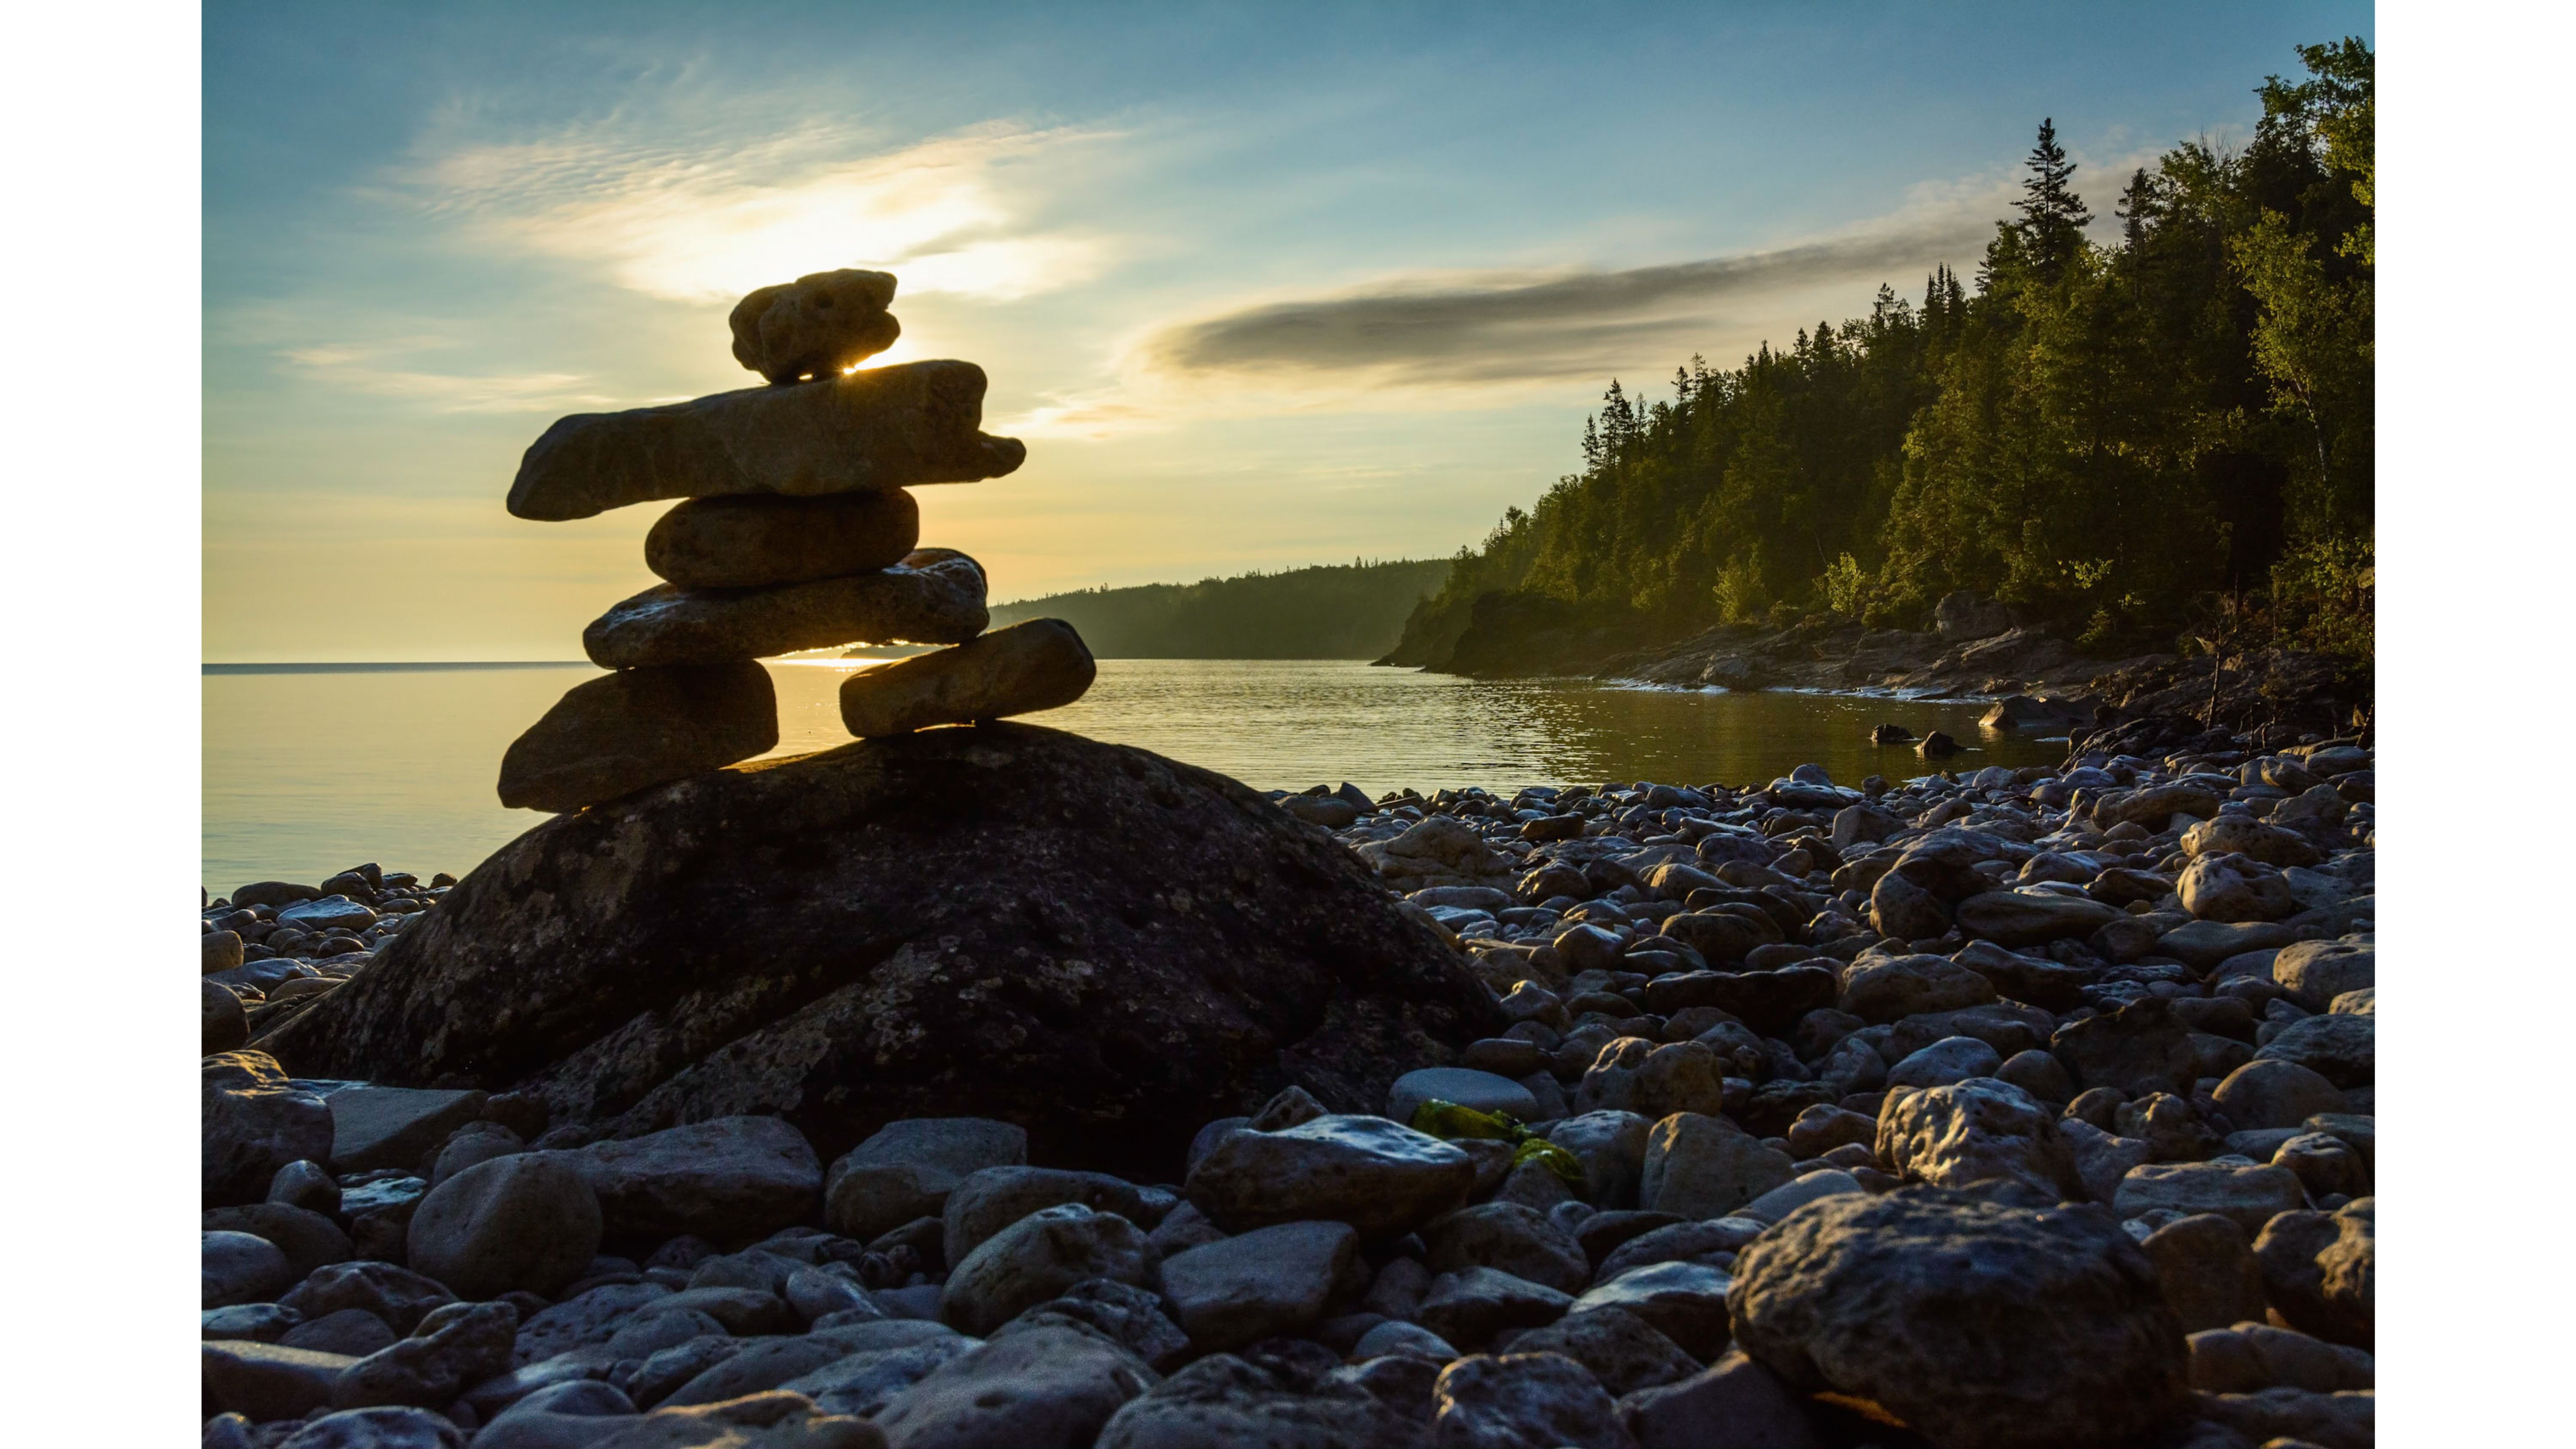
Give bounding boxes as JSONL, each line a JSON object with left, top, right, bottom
{"left": 204, "top": 659, "right": 2064, "bottom": 889}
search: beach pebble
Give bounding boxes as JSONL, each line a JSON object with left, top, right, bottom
{"left": 204, "top": 1230, "right": 294, "bottom": 1309}
{"left": 545, "top": 1116, "right": 822, "bottom": 1245}
{"left": 1637, "top": 1112, "right": 1793, "bottom": 1220}
{"left": 332, "top": 1300, "right": 517, "bottom": 1409}
{"left": 274, "top": 1405, "right": 464, "bottom": 1449}
{"left": 1884, "top": 1034, "right": 2005, "bottom": 1090}
{"left": 826, "top": 1118, "right": 1027, "bottom": 1242}
{"left": 1388, "top": 1067, "right": 1540, "bottom": 1123}
{"left": 408, "top": 1154, "right": 602, "bottom": 1300}
{"left": 874, "top": 1324, "right": 1154, "bottom": 1449}
{"left": 1729, "top": 1187, "right": 2187, "bottom": 1448}
{"left": 1186, "top": 1115, "right": 1475, "bottom": 1239}
{"left": 1431, "top": 1351, "right": 1626, "bottom": 1449}
{"left": 1510, "top": 1306, "right": 1700, "bottom": 1396}
{"left": 1422, "top": 1203, "right": 1591, "bottom": 1296}
{"left": 1157, "top": 1219, "right": 1356, "bottom": 1352}
{"left": 204, "top": 1052, "right": 336, "bottom": 1207}
{"left": 1416, "top": 1267, "right": 1574, "bottom": 1349}
{"left": 940, "top": 1203, "right": 1156, "bottom": 1336}
{"left": 2112, "top": 1162, "right": 2307, "bottom": 1236}
{"left": 1093, "top": 1349, "right": 1423, "bottom": 1449}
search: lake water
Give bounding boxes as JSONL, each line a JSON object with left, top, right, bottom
{"left": 201, "top": 658, "right": 2064, "bottom": 891}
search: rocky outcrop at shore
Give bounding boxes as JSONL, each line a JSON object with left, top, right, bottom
{"left": 1385, "top": 588, "right": 2365, "bottom": 741}
{"left": 204, "top": 723, "right": 2375, "bottom": 1448}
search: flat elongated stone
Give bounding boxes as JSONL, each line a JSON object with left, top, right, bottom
{"left": 507, "top": 361, "right": 1023, "bottom": 521}
{"left": 731, "top": 269, "right": 901, "bottom": 383}
{"left": 839, "top": 618, "right": 1096, "bottom": 736}
{"left": 584, "top": 549, "right": 987, "bottom": 668}
{"left": 328, "top": 1085, "right": 489, "bottom": 1171}
{"left": 499, "top": 662, "right": 778, "bottom": 812}
{"left": 645, "top": 490, "right": 921, "bottom": 589}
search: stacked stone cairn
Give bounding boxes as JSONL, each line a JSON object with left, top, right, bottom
{"left": 495, "top": 269, "right": 1098, "bottom": 812}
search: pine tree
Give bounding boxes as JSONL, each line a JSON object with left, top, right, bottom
{"left": 2015, "top": 117, "right": 2093, "bottom": 281}
{"left": 2116, "top": 166, "right": 2155, "bottom": 250}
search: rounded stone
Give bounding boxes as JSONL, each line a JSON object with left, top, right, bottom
{"left": 1730, "top": 1186, "right": 2189, "bottom": 1449}
{"left": 1185, "top": 1115, "right": 1476, "bottom": 1239}
{"left": 2211, "top": 1060, "right": 2349, "bottom": 1131}
{"left": 939, "top": 1203, "right": 1156, "bottom": 1337}
{"left": 645, "top": 489, "right": 921, "bottom": 589}
{"left": 407, "top": 1154, "right": 604, "bottom": 1299}
{"left": 204, "top": 1230, "right": 294, "bottom": 1309}
{"left": 205, "top": 979, "right": 251, "bottom": 1055}
{"left": 1388, "top": 1067, "right": 1540, "bottom": 1124}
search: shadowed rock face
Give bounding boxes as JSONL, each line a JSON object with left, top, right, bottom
{"left": 263, "top": 725, "right": 1500, "bottom": 1173}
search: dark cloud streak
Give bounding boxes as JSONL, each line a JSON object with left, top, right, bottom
{"left": 1147, "top": 218, "right": 1996, "bottom": 383}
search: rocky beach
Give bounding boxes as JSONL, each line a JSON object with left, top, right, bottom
{"left": 201, "top": 713, "right": 2376, "bottom": 1449}
{"left": 199, "top": 264, "right": 2373, "bottom": 1449}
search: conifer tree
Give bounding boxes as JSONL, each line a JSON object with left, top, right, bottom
{"left": 2015, "top": 117, "right": 2093, "bottom": 281}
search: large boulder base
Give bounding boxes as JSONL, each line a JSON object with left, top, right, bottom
{"left": 262, "top": 725, "right": 1500, "bottom": 1173}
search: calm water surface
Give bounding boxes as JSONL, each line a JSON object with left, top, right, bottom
{"left": 202, "top": 659, "right": 2063, "bottom": 890}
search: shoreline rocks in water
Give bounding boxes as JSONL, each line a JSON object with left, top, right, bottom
{"left": 204, "top": 723, "right": 2374, "bottom": 1447}
{"left": 494, "top": 267, "right": 1100, "bottom": 815}
{"left": 1388, "top": 588, "right": 2363, "bottom": 744}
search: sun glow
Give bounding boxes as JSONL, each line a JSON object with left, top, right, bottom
{"left": 425, "top": 125, "right": 1113, "bottom": 305}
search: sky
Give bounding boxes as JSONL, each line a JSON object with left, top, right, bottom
{"left": 204, "top": 0, "right": 2373, "bottom": 662}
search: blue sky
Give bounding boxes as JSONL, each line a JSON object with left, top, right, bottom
{"left": 204, "top": 0, "right": 2373, "bottom": 660}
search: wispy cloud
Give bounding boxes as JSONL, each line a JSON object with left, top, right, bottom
{"left": 1140, "top": 213, "right": 2002, "bottom": 386}
{"left": 407, "top": 118, "right": 1119, "bottom": 304}
{"left": 282, "top": 340, "right": 617, "bottom": 412}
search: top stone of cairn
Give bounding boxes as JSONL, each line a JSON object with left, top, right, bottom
{"left": 730, "top": 268, "right": 902, "bottom": 383}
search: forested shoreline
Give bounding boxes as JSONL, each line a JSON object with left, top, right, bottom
{"left": 1387, "top": 40, "right": 2372, "bottom": 682}
{"left": 990, "top": 558, "right": 1451, "bottom": 658}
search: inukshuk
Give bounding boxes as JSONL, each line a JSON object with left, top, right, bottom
{"left": 495, "top": 268, "right": 1098, "bottom": 812}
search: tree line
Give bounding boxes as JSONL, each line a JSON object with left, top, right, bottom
{"left": 1393, "top": 39, "right": 2372, "bottom": 671}
{"left": 990, "top": 558, "right": 1453, "bottom": 658}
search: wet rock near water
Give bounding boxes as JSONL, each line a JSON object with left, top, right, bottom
{"left": 205, "top": 713, "right": 2373, "bottom": 1443}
